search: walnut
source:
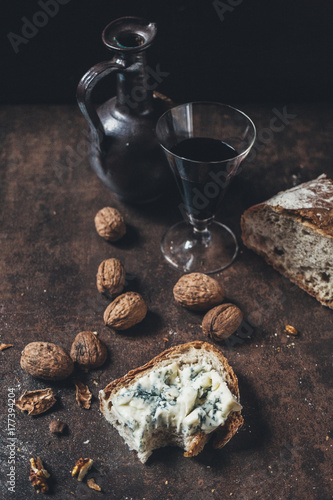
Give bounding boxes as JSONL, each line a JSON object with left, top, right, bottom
{"left": 15, "top": 388, "right": 56, "bottom": 416}
{"left": 74, "top": 380, "right": 92, "bottom": 409}
{"left": 103, "top": 292, "right": 147, "bottom": 330}
{"left": 96, "top": 258, "right": 125, "bottom": 298}
{"left": 173, "top": 273, "right": 224, "bottom": 311}
{"left": 20, "top": 342, "right": 74, "bottom": 381}
{"left": 72, "top": 458, "right": 93, "bottom": 481}
{"left": 284, "top": 325, "right": 298, "bottom": 336}
{"left": 70, "top": 331, "right": 107, "bottom": 371}
{"left": 29, "top": 457, "right": 50, "bottom": 494}
{"left": 49, "top": 420, "right": 67, "bottom": 434}
{"left": 94, "top": 207, "right": 126, "bottom": 242}
{"left": 202, "top": 303, "right": 243, "bottom": 341}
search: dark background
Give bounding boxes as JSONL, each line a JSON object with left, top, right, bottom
{"left": 1, "top": 0, "right": 333, "bottom": 105}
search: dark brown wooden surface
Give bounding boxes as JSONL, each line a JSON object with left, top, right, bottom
{"left": 0, "top": 104, "right": 332, "bottom": 500}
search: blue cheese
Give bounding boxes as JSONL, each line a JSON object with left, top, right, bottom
{"left": 112, "top": 360, "right": 242, "bottom": 451}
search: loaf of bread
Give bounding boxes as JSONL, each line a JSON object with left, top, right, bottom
{"left": 99, "top": 341, "right": 243, "bottom": 463}
{"left": 241, "top": 174, "right": 333, "bottom": 308}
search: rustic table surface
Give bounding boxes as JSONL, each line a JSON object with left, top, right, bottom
{"left": 0, "top": 104, "right": 332, "bottom": 500}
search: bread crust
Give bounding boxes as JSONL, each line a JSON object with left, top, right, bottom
{"left": 99, "top": 341, "right": 243, "bottom": 460}
{"left": 263, "top": 174, "right": 333, "bottom": 237}
{"left": 241, "top": 205, "right": 333, "bottom": 309}
{"left": 242, "top": 203, "right": 333, "bottom": 239}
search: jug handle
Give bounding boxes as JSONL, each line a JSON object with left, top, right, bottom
{"left": 76, "top": 59, "right": 126, "bottom": 142}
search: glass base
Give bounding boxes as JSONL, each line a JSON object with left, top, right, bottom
{"left": 161, "top": 220, "right": 238, "bottom": 274}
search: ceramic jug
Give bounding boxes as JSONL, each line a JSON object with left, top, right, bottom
{"left": 77, "top": 17, "right": 172, "bottom": 203}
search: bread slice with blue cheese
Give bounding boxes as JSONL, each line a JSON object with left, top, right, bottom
{"left": 99, "top": 341, "right": 243, "bottom": 463}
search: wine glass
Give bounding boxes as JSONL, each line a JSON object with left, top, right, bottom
{"left": 156, "top": 101, "right": 256, "bottom": 273}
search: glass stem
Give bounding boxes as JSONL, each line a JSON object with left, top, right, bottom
{"left": 192, "top": 223, "right": 212, "bottom": 247}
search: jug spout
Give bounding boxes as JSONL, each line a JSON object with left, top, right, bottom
{"left": 102, "top": 17, "right": 157, "bottom": 51}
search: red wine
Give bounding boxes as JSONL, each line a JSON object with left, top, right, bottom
{"left": 170, "top": 138, "right": 239, "bottom": 221}
{"left": 171, "top": 137, "right": 238, "bottom": 162}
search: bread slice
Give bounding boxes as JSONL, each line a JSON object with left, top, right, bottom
{"left": 99, "top": 341, "right": 243, "bottom": 463}
{"left": 241, "top": 174, "right": 333, "bottom": 308}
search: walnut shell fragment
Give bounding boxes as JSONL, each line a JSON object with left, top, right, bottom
{"left": 20, "top": 342, "right": 74, "bottom": 381}
{"left": 30, "top": 457, "right": 50, "bottom": 494}
{"left": 49, "top": 420, "right": 67, "bottom": 434}
{"left": 0, "top": 343, "right": 13, "bottom": 351}
{"left": 96, "top": 258, "right": 125, "bottom": 298}
{"left": 173, "top": 273, "right": 224, "bottom": 311}
{"left": 16, "top": 388, "right": 56, "bottom": 416}
{"left": 74, "top": 380, "right": 92, "bottom": 409}
{"left": 70, "top": 331, "right": 107, "bottom": 371}
{"left": 103, "top": 292, "right": 147, "bottom": 330}
{"left": 94, "top": 207, "right": 126, "bottom": 242}
{"left": 202, "top": 303, "right": 243, "bottom": 341}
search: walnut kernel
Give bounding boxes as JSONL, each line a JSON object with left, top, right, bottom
{"left": 284, "top": 325, "right": 298, "bottom": 336}
{"left": 29, "top": 457, "right": 50, "bottom": 494}
{"left": 72, "top": 458, "right": 93, "bottom": 481}
{"left": 87, "top": 478, "right": 102, "bottom": 491}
